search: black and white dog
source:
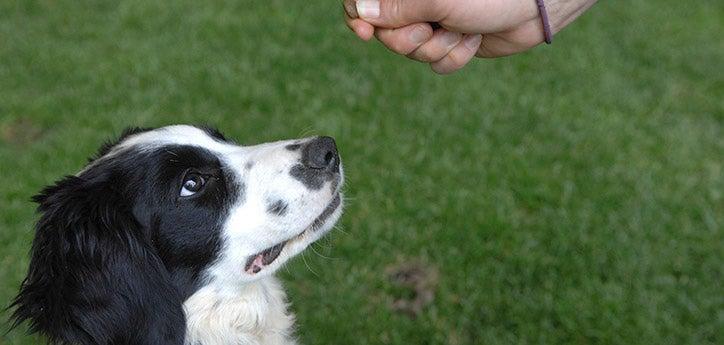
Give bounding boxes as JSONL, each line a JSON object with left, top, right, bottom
{"left": 11, "top": 125, "right": 344, "bottom": 345}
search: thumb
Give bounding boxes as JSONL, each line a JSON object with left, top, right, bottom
{"left": 354, "top": 0, "right": 444, "bottom": 28}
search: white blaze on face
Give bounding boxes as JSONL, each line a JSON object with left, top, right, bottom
{"left": 107, "top": 125, "right": 343, "bottom": 287}
{"left": 213, "top": 137, "right": 343, "bottom": 285}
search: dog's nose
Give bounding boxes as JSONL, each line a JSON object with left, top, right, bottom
{"left": 302, "top": 136, "right": 339, "bottom": 172}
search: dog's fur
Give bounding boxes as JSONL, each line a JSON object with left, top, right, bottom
{"left": 10, "top": 125, "right": 344, "bottom": 345}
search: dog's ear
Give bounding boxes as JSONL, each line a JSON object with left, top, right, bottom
{"left": 11, "top": 172, "right": 186, "bottom": 345}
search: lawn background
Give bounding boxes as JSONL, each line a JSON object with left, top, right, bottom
{"left": 0, "top": 0, "right": 721, "bottom": 344}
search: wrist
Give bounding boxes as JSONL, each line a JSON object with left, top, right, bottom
{"left": 544, "top": 0, "right": 598, "bottom": 34}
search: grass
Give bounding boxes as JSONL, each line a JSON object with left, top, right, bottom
{"left": 0, "top": 0, "right": 722, "bottom": 344}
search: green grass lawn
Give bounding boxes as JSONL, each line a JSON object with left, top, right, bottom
{"left": 1, "top": 0, "right": 722, "bottom": 344}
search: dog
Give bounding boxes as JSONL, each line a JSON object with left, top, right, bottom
{"left": 10, "top": 125, "right": 344, "bottom": 345}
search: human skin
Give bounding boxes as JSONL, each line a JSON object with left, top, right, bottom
{"left": 343, "top": 0, "right": 598, "bottom": 74}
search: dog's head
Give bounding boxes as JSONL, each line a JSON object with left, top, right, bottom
{"left": 11, "top": 125, "right": 343, "bottom": 344}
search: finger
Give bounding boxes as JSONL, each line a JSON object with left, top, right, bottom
{"left": 345, "top": 13, "right": 375, "bottom": 41}
{"left": 356, "top": 0, "right": 446, "bottom": 28}
{"left": 430, "top": 34, "right": 482, "bottom": 74}
{"left": 407, "top": 29, "right": 462, "bottom": 63}
{"left": 374, "top": 23, "right": 433, "bottom": 55}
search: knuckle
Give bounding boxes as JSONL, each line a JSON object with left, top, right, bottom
{"left": 446, "top": 50, "right": 468, "bottom": 69}
{"left": 408, "top": 52, "right": 427, "bottom": 63}
{"left": 410, "top": 48, "right": 433, "bottom": 62}
{"left": 411, "top": 40, "right": 449, "bottom": 62}
{"left": 420, "top": 48, "right": 443, "bottom": 63}
{"left": 417, "top": 51, "right": 434, "bottom": 62}
{"left": 389, "top": 0, "right": 404, "bottom": 21}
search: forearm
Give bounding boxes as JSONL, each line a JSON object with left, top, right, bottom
{"left": 545, "top": 0, "right": 598, "bottom": 34}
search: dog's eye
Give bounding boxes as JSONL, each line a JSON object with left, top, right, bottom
{"left": 180, "top": 173, "right": 206, "bottom": 197}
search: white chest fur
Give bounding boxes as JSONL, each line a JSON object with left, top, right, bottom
{"left": 183, "top": 277, "right": 297, "bottom": 345}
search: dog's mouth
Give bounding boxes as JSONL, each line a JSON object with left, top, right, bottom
{"left": 244, "top": 241, "right": 286, "bottom": 274}
{"left": 244, "top": 193, "right": 341, "bottom": 274}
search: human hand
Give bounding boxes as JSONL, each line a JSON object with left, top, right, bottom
{"left": 343, "top": 0, "right": 597, "bottom": 74}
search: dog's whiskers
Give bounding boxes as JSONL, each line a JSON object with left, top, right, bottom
{"left": 298, "top": 127, "right": 317, "bottom": 139}
{"left": 300, "top": 251, "right": 320, "bottom": 278}
{"left": 310, "top": 242, "right": 337, "bottom": 261}
{"left": 331, "top": 223, "right": 350, "bottom": 236}
{"left": 282, "top": 261, "right": 293, "bottom": 276}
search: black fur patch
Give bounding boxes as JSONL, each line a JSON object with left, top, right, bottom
{"left": 11, "top": 142, "right": 242, "bottom": 345}
{"left": 290, "top": 164, "right": 332, "bottom": 190}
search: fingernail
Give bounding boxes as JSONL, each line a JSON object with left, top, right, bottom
{"left": 343, "top": 0, "right": 359, "bottom": 18}
{"left": 441, "top": 31, "right": 462, "bottom": 47}
{"left": 410, "top": 26, "right": 429, "bottom": 44}
{"left": 356, "top": 0, "right": 380, "bottom": 19}
{"left": 464, "top": 34, "right": 483, "bottom": 50}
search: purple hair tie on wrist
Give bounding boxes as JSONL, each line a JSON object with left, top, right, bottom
{"left": 536, "top": 0, "right": 553, "bottom": 44}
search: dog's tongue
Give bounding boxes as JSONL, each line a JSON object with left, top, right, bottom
{"left": 245, "top": 242, "right": 286, "bottom": 274}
